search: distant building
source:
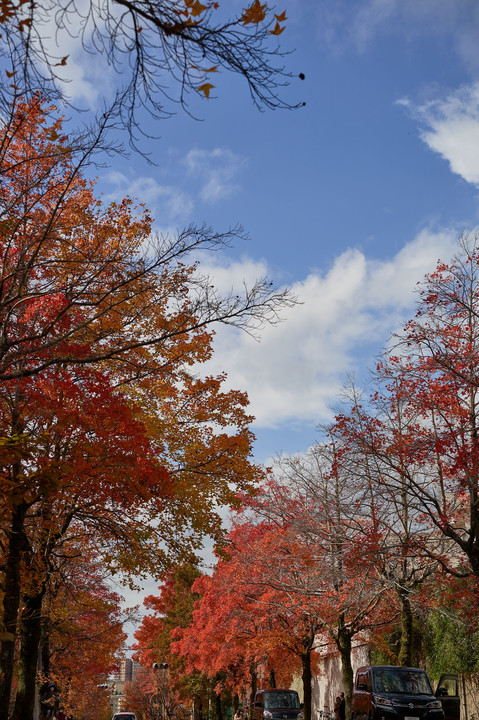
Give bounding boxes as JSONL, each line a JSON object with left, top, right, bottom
{"left": 110, "top": 657, "right": 141, "bottom": 713}
{"left": 114, "top": 658, "right": 134, "bottom": 682}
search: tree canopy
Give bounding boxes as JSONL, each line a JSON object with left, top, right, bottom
{"left": 0, "top": 95, "right": 287, "bottom": 720}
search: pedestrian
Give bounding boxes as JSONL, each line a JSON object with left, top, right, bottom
{"left": 40, "top": 683, "right": 57, "bottom": 719}
{"left": 339, "top": 692, "right": 345, "bottom": 720}
{"left": 334, "top": 696, "right": 341, "bottom": 720}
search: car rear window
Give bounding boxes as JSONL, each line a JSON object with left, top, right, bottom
{"left": 264, "top": 692, "right": 300, "bottom": 710}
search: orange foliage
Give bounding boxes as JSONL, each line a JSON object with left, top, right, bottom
{"left": 0, "top": 95, "right": 266, "bottom": 718}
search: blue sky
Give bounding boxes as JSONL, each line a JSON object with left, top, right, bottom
{"left": 90, "top": 0, "right": 479, "bottom": 464}
{"left": 44, "top": 0, "right": 479, "bottom": 459}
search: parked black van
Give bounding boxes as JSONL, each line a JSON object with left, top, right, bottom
{"left": 251, "top": 689, "right": 303, "bottom": 720}
{"left": 351, "top": 666, "right": 460, "bottom": 720}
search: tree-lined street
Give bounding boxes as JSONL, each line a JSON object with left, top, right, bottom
{"left": 3, "top": 2, "right": 479, "bottom": 719}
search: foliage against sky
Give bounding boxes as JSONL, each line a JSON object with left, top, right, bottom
{"left": 0, "top": 95, "right": 289, "bottom": 717}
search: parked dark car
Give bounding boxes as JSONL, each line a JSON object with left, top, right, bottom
{"left": 351, "top": 666, "right": 460, "bottom": 720}
{"left": 251, "top": 689, "right": 303, "bottom": 720}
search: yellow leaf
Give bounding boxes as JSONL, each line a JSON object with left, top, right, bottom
{"left": 198, "top": 83, "right": 214, "bottom": 98}
{"left": 242, "top": 0, "right": 266, "bottom": 24}
{"left": 46, "top": 129, "right": 61, "bottom": 141}
{"left": 191, "top": 0, "right": 208, "bottom": 16}
{"left": 191, "top": 64, "right": 219, "bottom": 73}
{"left": 269, "top": 21, "right": 284, "bottom": 35}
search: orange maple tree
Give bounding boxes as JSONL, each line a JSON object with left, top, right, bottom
{"left": 39, "top": 546, "right": 128, "bottom": 720}
{"left": 169, "top": 520, "right": 325, "bottom": 720}
{"left": 133, "top": 563, "right": 213, "bottom": 720}
{"left": 0, "top": 94, "right": 292, "bottom": 383}
{"left": 0, "top": 95, "right": 281, "bottom": 720}
{"left": 243, "top": 459, "right": 396, "bottom": 718}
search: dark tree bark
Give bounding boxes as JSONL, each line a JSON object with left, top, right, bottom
{"left": 301, "top": 647, "right": 312, "bottom": 720}
{"left": 337, "top": 624, "right": 353, "bottom": 720}
{"left": 397, "top": 589, "right": 413, "bottom": 667}
{"left": 10, "top": 587, "right": 46, "bottom": 720}
{"left": 0, "top": 500, "right": 27, "bottom": 720}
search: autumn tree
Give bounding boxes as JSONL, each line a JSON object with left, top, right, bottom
{"left": 315, "top": 234, "right": 479, "bottom": 667}
{"left": 172, "top": 560, "right": 261, "bottom": 700}
{"left": 1, "top": 363, "right": 165, "bottom": 720}
{"left": 0, "top": 0, "right": 299, "bottom": 147}
{"left": 134, "top": 563, "right": 217, "bottom": 720}
{"left": 39, "top": 547, "right": 129, "bottom": 718}
{"left": 0, "top": 95, "right": 293, "bottom": 384}
{"left": 379, "top": 232, "right": 479, "bottom": 581}
{"left": 0, "top": 323, "right": 263, "bottom": 718}
{"left": 171, "top": 521, "right": 325, "bottom": 720}
{"left": 124, "top": 663, "right": 191, "bottom": 720}
{"left": 325, "top": 383, "right": 439, "bottom": 667}
{"left": 250, "top": 451, "right": 394, "bottom": 718}
{"left": 220, "top": 521, "right": 323, "bottom": 720}
{"left": 338, "top": 235, "right": 479, "bottom": 582}
{"left": 0, "top": 95, "right": 290, "bottom": 720}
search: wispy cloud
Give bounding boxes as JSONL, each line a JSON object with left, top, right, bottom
{"left": 102, "top": 171, "right": 194, "bottom": 224}
{"left": 183, "top": 147, "right": 247, "bottom": 203}
{"left": 316, "top": 0, "right": 479, "bottom": 70}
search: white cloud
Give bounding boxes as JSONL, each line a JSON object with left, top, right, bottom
{"left": 183, "top": 147, "right": 247, "bottom": 202}
{"left": 404, "top": 83, "right": 479, "bottom": 186}
{"left": 199, "top": 229, "right": 458, "bottom": 429}
{"left": 29, "top": 0, "right": 115, "bottom": 108}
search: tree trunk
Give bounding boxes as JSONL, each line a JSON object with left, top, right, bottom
{"left": 215, "top": 692, "right": 223, "bottom": 720}
{"left": 301, "top": 648, "right": 312, "bottom": 720}
{"left": 337, "top": 626, "right": 353, "bottom": 720}
{"left": 397, "top": 589, "right": 413, "bottom": 667}
{"left": 40, "top": 625, "right": 49, "bottom": 678}
{"left": 249, "top": 665, "right": 257, "bottom": 719}
{"left": 0, "top": 500, "right": 27, "bottom": 719}
{"left": 10, "top": 588, "right": 46, "bottom": 720}
{"left": 268, "top": 669, "right": 276, "bottom": 688}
